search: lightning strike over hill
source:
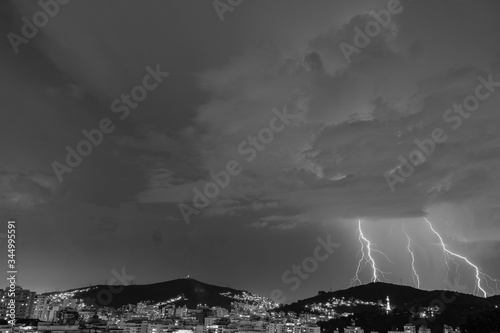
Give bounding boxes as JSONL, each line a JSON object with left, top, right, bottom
{"left": 350, "top": 220, "right": 391, "bottom": 286}
{"left": 403, "top": 225, "right": 421, "bottom": 289}
{"left": 425, "top": 218, "right": 500, "bottom": 297}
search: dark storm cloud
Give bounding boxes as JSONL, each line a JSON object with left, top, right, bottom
{"left": 2, "top": 0, "right": 500, "bottom": 298}
{"left": 0, "top": 170, "right": 67, "bottom": 211}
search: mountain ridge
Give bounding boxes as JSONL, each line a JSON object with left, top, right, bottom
{"left": 43, "top": 277, "right": 258, "bottom": 309}
{"left": 43, "top": 279, "right": 500, "bottom": 311}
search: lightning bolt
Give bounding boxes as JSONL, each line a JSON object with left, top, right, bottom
{"left": 403, "top": 225, "right": 421, "bottom": 289}
{"left": 350, "top": 220, "right": 391, "bottom": 286}
{"left": 350, "top": 230, "right": 365, "bottom": 287}
{"left": 449, "top": 256, "right": 462, "bottom": 287}
{"left": 425, "top": 217, "right": 500, "bottom": 297}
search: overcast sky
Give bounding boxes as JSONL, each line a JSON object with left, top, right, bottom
{"left": 1, "top": 0, "right": 500, "bottom": 302}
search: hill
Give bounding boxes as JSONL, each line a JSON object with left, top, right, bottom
{"left": 280, "top": 282, "right": 496, "bottom": 313}
{"left": 43, "top": 277, "right": 272, "bottom": 310}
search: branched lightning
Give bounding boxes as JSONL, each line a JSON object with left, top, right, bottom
{"left": 372, "top": 248, "right": 394, "bottom": 264}
{"left": 403, "top": 225, "right": 421, "bottom": 289}
{"left": 449, "top": 256, "right": 462, "bottom": 287}
{"left": 350, "top": 220, "right": 392, "bottom": 286}
{"left": 425, "top": 217, "right": 500, "bottom": 297}
{"left": 350, "top": 230, "right": 365, "bottom": 287}
{"left": 360, "top": 221, "right": 379, "bottom": 283}
{"left": 347, "top": 217, "right": 499, "bottom": 295}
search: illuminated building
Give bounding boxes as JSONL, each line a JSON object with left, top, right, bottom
{"left": 62, "top": 298, "right": 77, "bottom": 308}
{"left": 403, "top": 325, "right": 415, "bottom": 333}
{"left": 301, "top": 325, "right": 320, "bottom": 333}
{"left": 344, "top": 325, "right": 364, "bottom": 333}
{"left": 147, "top": 320, "right": 174, "bottom": 333}
{"left": 123, "top": 319, "right": 148, "bottom": 333}
{"left": 443, "top": 326, "right": 461, "bottom": 333}
{"left": 205, "top": 317, "right": 218, "bottom": 326}
{"left": 0, "top": 286, "right": 36, "bottom": 319}
{"left": 32, "top": 295, "right": 49, "bottom": 320}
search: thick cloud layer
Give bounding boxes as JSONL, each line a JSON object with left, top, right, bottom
{"left": 1, "top": 0, "right": 499, "bottom": 299}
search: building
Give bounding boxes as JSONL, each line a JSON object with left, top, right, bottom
{"left": 37, "top": 323, "right": 79, "bottom": 331}
{"left": 54, "top": 307, "right": 79, "bottom": 325}
{"left": 0, "top": 320, "right": 13, "bottom": 333}
{"left": 147, "top": 320, "right": 174, "bottom": 333}
{"left": 301, "top": 325, "right": 320, "bottom": 333}
{"left": 205, "top": 325, "right": 228, "bottom": 333}
{"left": 0, "top": 286, "right": 36, "bottom": 319}
{"left": 205, "top": 317, "right": 219, "bottom": 326}
{"left": 61, "top": 299, "right": 77, "bottom": 309}
{"left": 175, "top": 306, "right": 188, "bottom": 318}
{"left": 78, "top": 309, "right": 96, "bottom": 322}
{"left": 46, "top": 305, "right": 61, "bottom": 322}
{"left": 268, "top": 322, "right": 298, "bottom": 333}
{"left": 212, "top": 307, "right": 229, "bottom": 318}
{"left": 345, "top": 326, "right": 364, "bottom": 333}
{"left": 123, "top": 320, "right": 148, "bottom": 333}
{"left": 32, "top": 295, "right": 49, "bottom": 320}
{"left": 15, "top": 286, "right": 36, "bottom": 318}
{"left": 0, "top": 293, "right": 7, "bottom": 320}
{"left": 443, "top": 326, "right": 460, "bottom": 333}
{"left": 403, "top": 325, "right": 416, "bottom": 333}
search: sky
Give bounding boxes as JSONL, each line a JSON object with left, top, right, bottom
{"left": 1, "top": 0, "right": 500, "bottom": 303}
